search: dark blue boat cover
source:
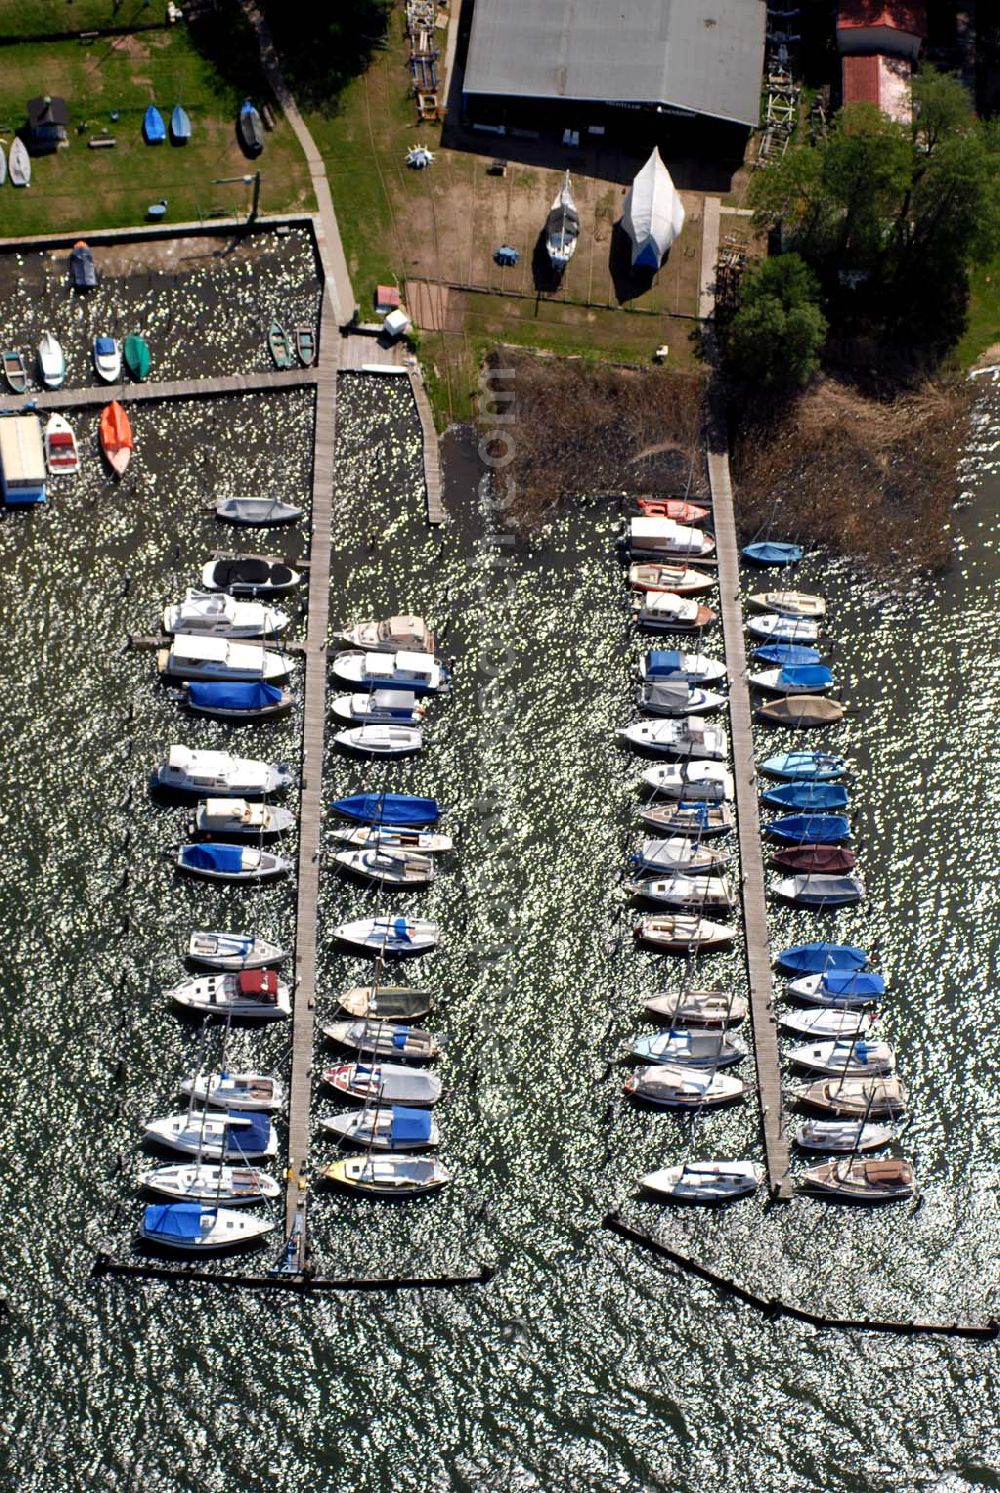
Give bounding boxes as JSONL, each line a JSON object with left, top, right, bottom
{"left": 777, "top": 665, "right": 833, "bottom": 689}
{"left": 224, "top": 1111, "right": 270, "bottom": 1156}
{"left": 144, "top": 106, "right": 166, "bottom": 141}
{"left": 391, "top": 917, "right": 412, "bottom": 942}
{"left": 778, "top": 943, "right": 869, "bottom": 974}
{"left": 188, "top": 680, "right": 283, "bottom": 710}
{"left": 768, "top": 814, "right": 850, "bottom": 844}
{"left": 763, "top": 783, "right": 849, "bottom": 810}
{"left": 742, "top": 542, "right": 803, "bottom": 564}
{"left": 95, "top": 336, "right": 116, "bottom": 356}
{"left": 390, "top": 1107, "right": 431, "bottom": 1144}
{"left": 816, "top": 970, "right": 885, "bottom": 997}
{"left": 183, "top": 843, "right": 245, "bottom": 872}
{"left": 755, "top": 644, "right": 823, "bottom": 666}
{"left": 391, "top": 1028, "right": 411, "bottom": 1048}
{"left": 334, "top": 793, "right": 440, "bottom": 826}
{"left": 144, "top": 1202, "right": 202, "bottom": 1239}
{"left": 674, "top": 802, "right": 713, "bottom": 826}
{"left": 646, "top": 650, "right": 682, "bottom": 676}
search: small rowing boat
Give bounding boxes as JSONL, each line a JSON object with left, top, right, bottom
{"left": 99, "top": 401, "right": 132, "bottom": 475}
{"left": 123, "top": 333, "right": 151, "bottom": 381}
{"left": 267, "top": 320, "right": 293, "bottom": 369}
{"left": 294, "top": 325, "right": 316, "bottom": 365}
{"left": 1, "top": 350, "right": 27, "bottom": 393}
{"left": 44, "top": 414, "right": 79, "bottom": 476}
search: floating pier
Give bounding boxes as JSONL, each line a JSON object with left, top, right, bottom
{"left": 0, "top": 366, "right": 319, "bottom": 415}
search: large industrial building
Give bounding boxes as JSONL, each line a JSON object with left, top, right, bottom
{"left": 462, "top": 0, "right": 768, "bottom": 136}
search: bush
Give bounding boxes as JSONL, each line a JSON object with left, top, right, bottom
{"left": 722, "top": 255, "right": 828, "bottom": 391}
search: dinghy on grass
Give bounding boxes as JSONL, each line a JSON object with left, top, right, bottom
{"left": 620, "top": 718, "right": 728, "bottom": 760}
{"left": 8, "top": 137, "right": 30, "bottom": 187}
{"left": 179, "top": 1071, "right": 285, "bottom": 1111}
{"left": 166, "top": 970, "right": 291, "bottom": 1020}
{"left": 321, "top": 1106, "right": 439, "bottom": 1151}
{"left": 624, "top": 1065, "right": 745, "bottom": 1108}
{"left": 333, "top": 916, "right": 440, "bottom": 957}
{"left": 201, "top": 556, "right": 301, "bottom": 595}
{"left": 799, "top": 1157, "right": 915, "bottom": 1203}
{"left": 323, "top": 1062, "right": 442, "bottom": 1106}
{"left": 643, "top": 989, "right": 747, "bottom": 1026}
{"left": 636, "top": 680, "right": 726, "bottom": 717}
{"left": 182, "top": 681, "right": 292, "bottom": 721}
{"left": 192, "top": 798, "right": 294, "bottom": 839}
{"left": 757, "top": 696, "right": 847, "bottom": 728}
{"left": 170, "top": 104, "right": 192, "bottom": 143}
{"left": 139, "top": 1163, "right": 280, "bottom": 1204}
{"left": 186, "top": 930, "right": 286, "bottom": 970}
{"left": 776, "top": 943, "right": 869, "bottom": 975}
{"left": 139, "top": 1202, "right": 274, "bottom": 1251}
{"left": 316, "top": 1156, "right": 451, "bottom": 1197}
{"left": 154, "top": 745, "right": 292, "bottom": 797}
{"left": 323, "top": 1020, "right": 441, "bottom": 1062}
{"left": 638, "top": 1160, "right": 763, "bottom": 1204}
{"left": 237, "top": 100, "right": 264, "bottom": 155}
{"left": 628, "top": 1029, "right": 746, "bottom": 1067}
{"left": 759, "top": 751, "right": 846, "bottom": 781}
{"left": 143, "top": 105, "right": 166, "bottom": 143}
{"left": 177, "top": 842, "right": 292, "bottom": 882}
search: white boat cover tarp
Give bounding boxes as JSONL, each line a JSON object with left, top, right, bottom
{"left": 622, "top": 149, "right": 686, "bottom": 268}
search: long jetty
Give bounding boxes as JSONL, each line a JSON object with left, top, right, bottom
{"left": 1, "top": 366, "right": 319, "bottom": 414}
{"left": 707, "top": 404, "right": 792, "bottom": 1200}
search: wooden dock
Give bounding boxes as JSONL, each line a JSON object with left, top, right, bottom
{"left": 707, "top": 403, "right": 792, "bottom": 1200}
{"left": 408, "top": 365, "right": 445, "bottom": 525}
{"left": 0, "top": 366, "right": 319, "bottom": 414}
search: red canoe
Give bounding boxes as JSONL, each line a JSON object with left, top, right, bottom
{"left": 770, "top": 845, "right": 857, "bottom": 874}
{"left": 630, "top": 496, "right": 711, "bottom": 524}
{"left": 99, "top": 400, "right": 132, "bottom": 475}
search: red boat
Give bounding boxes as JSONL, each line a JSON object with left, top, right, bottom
{"left": 629, "top": 496, "right": 711, "bottom": 524}
{"left": 99, "top": 400, "right": 132, "bottom": 475}
{"left": 770, "top": 845, "right": 857, "bottom": 874}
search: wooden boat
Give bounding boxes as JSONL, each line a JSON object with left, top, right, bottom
{"left": 267, "top": 320, "right": 293, "bottom": 369}
{"left": 793, "top": 1120, "right": 894, "bottom": 1153}
{"left": 139, "top": 1202, "right": 274, "bottom": 1251}
{"left": 332, "top": 649, "right": 449, "bottom": 694}
{"left": 627, "top": 563, "right": 715, "bottom": 597}
{"left": 165, "top": 970, "right": 292, "bottom": 1020}
{"left": 628, "top": 1029, "right": 746, "bottom": 1068}
{"left": 632, "top": 837, "right": 729, "bottom": 874}
{"left": 334, "top": 724, "right": 424, "bottom": 757}
{"left": 192, "top": 798, "right": 294, "bottom": 839}
{"left": 216, "top": 496, "right": 303, "bottom": 526}
{"left": 332, "top": 691, "right": 426, "bottom": 727}
{"left": 323, "top": 1062, "right": 442, "bottom": 1106}
{"left": 634, "top": 914, "right": 734, "bottom": 953}
{"left": 632, "top": 593, "right": 717, "bottom": 632}
{"left": 627, "top": 516, "right": 716, "bottom": 561}
{"left": 177, "top": 842, "right": 292, "bottom": 881}
{"left": 790, "top": 1075, "right": 907, "bottom": 1118}
{"left": 93, "top": 335, "right": 121, "bottom": 383}
{"left": 69, "top": 241, "right": 97, "bottom": 290}
{"left": 759, "top": 751, "right": 846, "bottom": 781}
{"left": 170, "top": 104, "right": 192, "bottom": 143}
{"left": 157, "top": 635, "right": 290, "bottom": 684}
{"left": 323, "top": 1020, "right": 441, "bottom": 1062}
{"left": 749, "top": 590, "right": 826, "bottom": 619}
{"left": 780, "top": 1008, "right": 873, "bottom": 1040}
{"left": 336, "top": 615, "right": 435, "bottom": 654}
{"left": 1, "top": 350, "right": 27, "bottom": 392}
{"left": 335, "top": 985, "right": 433, "bottom": 1021}
{"left": 785, "top": 970, "right": 886, "bottom": 1007}
{"left": 756, "top": 696, "right": 846, "bottom": 728}
{"left": 8, "top": 137, "right": 30, "bottom": 187}
{"left": 624, "top": 1064, "right": 745, "bottom": 1108}
{"left": 143, "top": 105, "right": 166, "bottom": 143}
{"left": 294, "top": 325, "right": 316, "bottom": 365}
{"left": 333, "top": 825, "right": 452, "bottom": 854}
{"left": 99, "top": 400, "right": 132, "bottom": 474}
{"left": 123, "top": 334, "right": 151, "bottom": 381}
{"left": 747, "top": 613, "right": 821, "bottom": 644}
{"left": 138, "top": 1163, "right": 281, "bottom": 1204}
{"left": 622, "top": 718, "right": 728, "bottom": 760}
{"left": 179, "top": 1071, "right": 286, "bottom": 1111}
{"left": 638, "top": 1160, "right": 763, "bottom": 1204}
{"left": 334, "top": 848, "right": 436, "bottom": 887}
{"left": 770, "top": 845, "right": 857, "bottom": 874}
{"left": 787, "top": 1036, "right": 894, "bottom": 1076}
{"left": 628, "top": 496, "right": 711, "bottom": 523}
{"left": 766, "top": 814, "right": 852, "bottom": 845}
{"left": 201, "top": 556, "right": 301, "bottom": 594}
{"left": 333, "top": 916, "right": 440, "bottom": 957}
{"left": 144, "top": 1109, "right": 277, "bottom": 1160}
{"left": 153, "top": 745, "right": 293, "bottom": 797}
{"left": 639, "top": 649, "right": 727, "bottom": 685}
{"left": 44, "top": 414, "right": 79, "bottom": 476}
{"left": 640, "top": 801, "right": 734, "bottom": 837}
{"left": 37, "top": 330, "right": 66, "bottom": 388}
{"left": 238, "top": 99, "right": 264, "bottom": 155}
{"left": 186, "top": 930, "right": 286, "bottom": 970}
{"left": 626, "top": 873, "right": 736, "bottom": 911}
{"left": 742, "top": 541, "right": 802, "bottom": 565}
{"left": 642, "top": 762, "right": 734, "bottom": 800}
{"left": 773, "top": 873, "right": 865, "bottom": 907}
{"left": 182, "top": 681, "right": 293, "bottom": 720}
{"left": 164, "top": 590, "right": 288, "bottom": 638}
{"left": 636, "top": 681, "right": 726, "bottom": 717}
{"left": 321, "top": 1106, "right": 439, "bottom": 1151}
{"left": 316, "top": 1156, "right": 451, "bottom": 1197}
{"left": 800, "top": 1157, "right": 916, "bottom": 1203}
{"left": 776, "top": 942, "right": 869, "bottom": 975}
{"left": 643, "top": 989, "right": 747, "bottom": 1027}
{"left": 545, "top": 170, "right": 580, "bottom": 271}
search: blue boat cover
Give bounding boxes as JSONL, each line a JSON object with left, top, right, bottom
{"left": 778, "top": 943, "right": 869, "bottom": 974}
{"left": 390, "top": 1107, "right": 431, "bottom": 1144}
{"left": 768, "top": 814, "right": 850, "bottom": 844}
{"left": 143, "top": 1202, "right": 203, "bottom": 1239}
{"left": 674, "top": 802, "right": 713, "bottom": 825}
{"left": 334, "top": 793, "right": 440, "bottom": 826}
{"left": 224, "top": 1111, "right": 270, "bottom": 1156}
{"left": 815, "top": 970, "right": 885, "bottom": 997}
{"left": 143, "top": 105, "right": 166, "bottom": 141}
{"left": 183, "top": 843, "right": 245, "bottom": 872}
{"left": 777, "top": 665, "right": 834, "bottom": 689}
{"left": 742, "top": 541, "right": 803, "bottom": 565}
{"left": 762, "top": 782, "right": 849, "bottom": 810}
{"left": 391, "top": 1028, "right": 411, "bottom": 1048}
{"left": 188, "top": 680, "right": 283, "bottom": 710}
{"left": 646, "top": 650, "right": 682, "bottom": 676}
{"left": 95, "top": 336, "right": 116, "bottom": 355}
{"left": 755, "top": 644, "right": 823, "bottom": 667}
{"left": 391, "top": 917, "right": 411, "bottom": 942}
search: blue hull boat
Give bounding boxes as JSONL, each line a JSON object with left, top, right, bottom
{"left": 143, "top": 105, "right": 166, "bottom": 144}
{"left": 333, "top": 793, "right": 440, "bottom": 827}
{"left": 754, "top": 644, "right": 823, "bottom": 667}
{"left": 791, "top": 970, "right": 886, "bottom": 1000}
{"left": 766, "top": 813, "right": 850, "bottom": 844}
{"left": 742, "top": 542, "right": 803, "bottom": 566}
{"left": 761, "top": 782, "right": 849, "bottom": 811}
{"left": 759, "top": 752, "right": 847, "bottom": 782}
{"left": 776, "top": 943, "right": 869, "bottom": 975}
{"left": 170, "top": 105, "right": 191, "bottom": 143}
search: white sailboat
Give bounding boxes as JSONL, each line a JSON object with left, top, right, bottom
{"left": 545, "top": 170, "right": 580, "bottom": 272}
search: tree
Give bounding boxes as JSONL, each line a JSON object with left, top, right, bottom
{"left": 722, "top": 255, "right": 827, "bottom": 391}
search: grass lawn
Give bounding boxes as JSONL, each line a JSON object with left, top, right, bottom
{"left": 3, "top": 0, "right": 159, "bottom": 37}
{"left": 0, "top": 30, "right": 314, "bottom": 234}
{"left": 953, "top": 256, "right": 1000, "bottom": 370}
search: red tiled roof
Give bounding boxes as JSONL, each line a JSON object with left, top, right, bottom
{"left": 837, "top": 0, "right": 926, "bottom": 34}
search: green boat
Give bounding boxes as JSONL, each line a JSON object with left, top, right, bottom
{"left": 123, "top": 334, "right": 151, "bottom": 381}
{"left": 294, "top": 325, "right": 316, "bottom": 367}
{"left": 267, "top": 320, "right": 293, "bottom": 369}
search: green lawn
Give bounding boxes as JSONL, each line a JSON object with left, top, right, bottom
{"left": 0, "top": 30, "right": 314, "bottom": 234}
{"left": 2, "top": 0, "right": 159, "bottom": 37}
{"left": 953, "top": 256, "right": 1000, "bottom": 370}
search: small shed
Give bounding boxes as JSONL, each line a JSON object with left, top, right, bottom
{"left": 842, "top": 52, "right": 912, "bottom": 122}
{"left": 26, "top": 95, "right": 70, "bottom": 152}
{"left": 375, "top": 284, "right": 401, "bottom": 315}
{"left": 836, "top": 1, "right": 926, "bottom": 59}
{"left": 384, "top": 308, "right": 412, "bottom": 338}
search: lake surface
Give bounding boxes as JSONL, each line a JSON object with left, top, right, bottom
{"left": 1, "top": 257, "right": 999, "bottom": 1489}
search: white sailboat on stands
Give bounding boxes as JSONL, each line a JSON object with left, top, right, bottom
{"left": 545, "top": 171, "right": 580, "bottom": 272}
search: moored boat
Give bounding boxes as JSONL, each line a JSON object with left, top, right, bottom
{"left": 631, "top": 837, "right": 729, "bottom": 874}
{"left": 747, "top": 614, "right": 821, "bottom": 644}
{"left": 333, "top": 916, "right": 440, "bottom": 957}
{"left": 186, "top": 930, "right": 286, "bottom": 970}
{"left": 334, "top": 848, "right": 436, "bottom": 887}
{"left": 192, "top": 798, "right": 294, "bottom": 839}
{"left": 628, "top": 1029, "right": 746, "bottom": 1067}
{"left": 626, "top": 873, "right": 736, "bottom": 911}
{"left": 335, "top": 985, "right": 433, "bottom": 1021}
{"left": 622, "top": 718, "right": 728, "bottom": 760}
{"left": 163, "top": 590, "right": 289, "bottom": 638}
{"left": 334, "top": 724, "right": 424, "bottom": 757}
{"left": 139, "top": 1202, "right": 274, "bottom": 1250}
{"left": 331, "top": 649, "right": 449, "bottom": 694}
{"left": 316, "top": 1155, "right": 451, "bottom": 1197}
{"left": 765, "top": 815, "right": 851, "bottom": 845}
{"left": 761, "top": 781, "right": 848, "bottom": 812}
{"left": 642, "top": 762, "right": 734, "bottom": 801}
{"left": 294, "top": 325, "right": 316, "bottom": 366}
{"left": 634, "top": 914, "right": 734, "bottom": 953}
{"left": 627, "top": 516, "right": 716, "bottom": 561}
{"left": 179, "top": 1071, "right": 285, "bottom": 1111}
{"left": 37, "top": 330, "right": 66, "bottom": 389}
{"left": 69, "top": 240, "right": 97, "bottom": 289}
{"left": 742, "top": 541, "right": 802, "bottom": 565}
{"left": 628, "top": 496, "right": 711, "bottom": 523}
{"left": 748, "top": 591, "right": 826, "bottom": 618}
{"left": 182, "top": 681, "right": 292, "bottom": 720}
{"left": 153, "top": 745, "right": 292, "bottom": 797}
{"left": 1, "top": 350, "right": 27, "bottom": 393}
{"left": 333, "top": 793, "right": 440, "bottom": 827}
{"left": 166, "top": 970, "right": 291, "bottom": 1020}
{"left": 754, "top": 643, "right": 824, "bottom": 667}
{"left": 785, "top": 969, "right": 886, "bottom": 1006}
{"left": 638, "top": 1160, "right": 763, "bottom": 1204}
{"left": 138, "top": 1163, "right": 280, "bottom": 1204}
{"left": 323, "top": 1062, "right": 442, "bottom": 1106}
{"left": 790, "top": 1075, "right": 907, "bottom": 1117}
{"left": 624, "top": 1064, "right": 745, "bottom": 1108}
{"left": 201, "top": 556, "right": 301, "bottom": 594}
{"left": 331, "top": 691, "right": 426, "bottom": 727}
{"left": 776, "top": 942, "right": 869, "bottom": 975}
{"left": 177, "top": 842, "right": 292, "bottom": 881}
{"left": 773, "top": 873, "right": 865, "bottom": 907}
{"left": 632, "top": 592, "right": 717, "bottom": 632}
{"left": 157, "top": 635, "right": 290, "bottom": 684}
{"left": 639, "top": 649, "right": 727, "bottom": 686}
{"left": 143, "top": 1109, "right": 277, "bottom": 1159}
{"left": 332, "top": 825, "right": 452, "bottom": 854}
{"left": 335, "top": 615, "right": 435, "bottom": 654}
{"left": 267, "top": 319, "right": 293, "bottom": 368}
{"left": 636, "top": 681, "right": 726, "bottom": 717}
{"left": 628, "top": 563, "right": 715, "bottom": 597}
{"left": 320, "top": 1106, "right": 438, "bottom": 1151}
{"left": 786, "top": 1036, "right": 894, "bottom": 1076}
{"left": 640, "top": 801, "right": 734, "bottom": 837}
{"left": 216, "top": 496, "right": 304, "bottom": 526}
{"left": 756, "top": 696, "right": 847, "bottom": 728}
{"left": 322, "top": 1020, "right": 441, "bottom": 1061}
{"left": 793, "top": 1119, "right": 895, "bottom": 1153}
{"left": 759, "top": 750, "right": 847, "bottom": 781}
{"left": 123, "top": 333, "right": 152, "bottom": 381}
{"left": 799, "top": 1156, "right": 916, "bottom": 1202}
{"left": 43, "top": 414, "right": 79, "bottom": 476}
{"left": 780, "top": 1008, "right": 874, "bottom": 1039}
{"left": 99, "top": 400, "right": 132, "bottom": 474}
{"left": 93, "top": 335, "right": 121, "bottom": 383}
{"left": 770, "top": 844, "right": 857, "bottom": 874}
{"left": 643, "top": 989, "right": 747, "bottom": 1026}
{"left": 751, "top": 664, "right": 836, "bottom": 696}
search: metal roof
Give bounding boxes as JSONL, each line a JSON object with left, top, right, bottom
{"left": 464, "top": 0, "right": 767, "bottom": 127}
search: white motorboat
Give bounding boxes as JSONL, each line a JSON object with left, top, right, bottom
{"left": 43, "top": 414, "right": 79, "bottom": 475}
{"left": 746, "top": 613, "right": 821, "bottom": 643}
{"left": 163, "top": 590, "right": 289, "bottom": 638}
{"left": 333, "top": 724, "right": 423, "bottom": 757}
{"left": 638, "top": 1160, "right": 763, "bottom": 1203}
{"left": 628, "top": 1029, "right": 746, "bottom": 1067}
{"left": 165, "top": 970, "right": 292, "bottom": 1020}
{"left": 186, "top": 930, "right": 286, "bottom": 969}
{"left": 773, "top": 874, "right": 865, "bottom": 907}
{"left": 632, "top": 592, "right": 717, "bottom": 632}
{"left": 545, "top": 169, "right": 580, "bottom": 271}
{"left": 320, "top": 1106, "right": 440, "bottom": 1151}
{"left": 139, "top": 1202, "right": 275, "bottom": 1251}
{"left": 639, "top": 651, "right": 727, "bottom": 686}
{"left": 641, "top": 762, "right": 734, "bottom": 801}
{"left": 201, "top": 556, "right": 301, "bottom": 595}
{"left": 628, "top": 562, "right": 716, "bottom": 596}
{"left": 192, "top": 798, "right": 295, "bottom": 839}
{"left": 323, "top": 1062, "right": 442, "bottom": 1106}
{"left": 154, "top": 745, "right": 292, "bottom": 797}
{"left": 626, "top": 873, "right": 736, "bottom": 910}
{"left": 332, "top": 825, "right": 453, "bottom": 854}
{"left": 623, "top": 1064, "right": 745, "bottom": 1108}
{"left": 92, "top": 335, "right": 121, "bottom": 383}
{"left": 786, "top": 1037, "right": 895, "bottom": 1076}
{"left": 626, "top": 516, "right": 716, "bottom": 561}
{"left": 791, "top": 1075, "right": 907, "bottom": 1118}
{"left": 138, "top": 1163, "right": 282, "bottom": 1204}
{"left": 178, "top": 1071, "right": 286, "bottom": 1111}
{"left": 334, "top": 848, "right": 436, "bottom": 887}
{"left": 331, "top": 649, "right": 449, "bottom": 694}
{"left": 621, "top": 718, "right": 728, "bottom": 760}
{"left": 322, "top": 1020, "right": 441, "bottom": 1061}
{"left": 793, "top": 1119, "right": 895, "bottom": 1153}
{"left": 331, "top": 691, "right": 426, "bottom": 727}
{"left": 748, "top": 591, "right": 826, "bottom": 619}
{"left": 37, "top": 330, "right": 66, "bottom": 389}
{"left": 335, "top": 615, "right": 435, "bottom": 654}
{"left": 157, "top": 635, "right": 290, "bottom": 683}
{"left": 216, "top": 496, "right": 304, "bottom": 526}
{"left": 143, "top": 1109, "right": 278, "bottom": 1159}
{"left": 643, "top": 989, "right": 747, "bottom": 1026}
{"left": 632, "top": 837, "right": 729, "bottom": 874}
{"left": 333, "top": 916, "right": 440, "bottom": 957}
{"left": 636, "top": 681, "right": 726, "bottom": 717}
{"left": 634, "top": 915, "right": 735, "bottom": 953}
{"left": 799, "top": 1156, "right": 916, "bottom": 1203}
